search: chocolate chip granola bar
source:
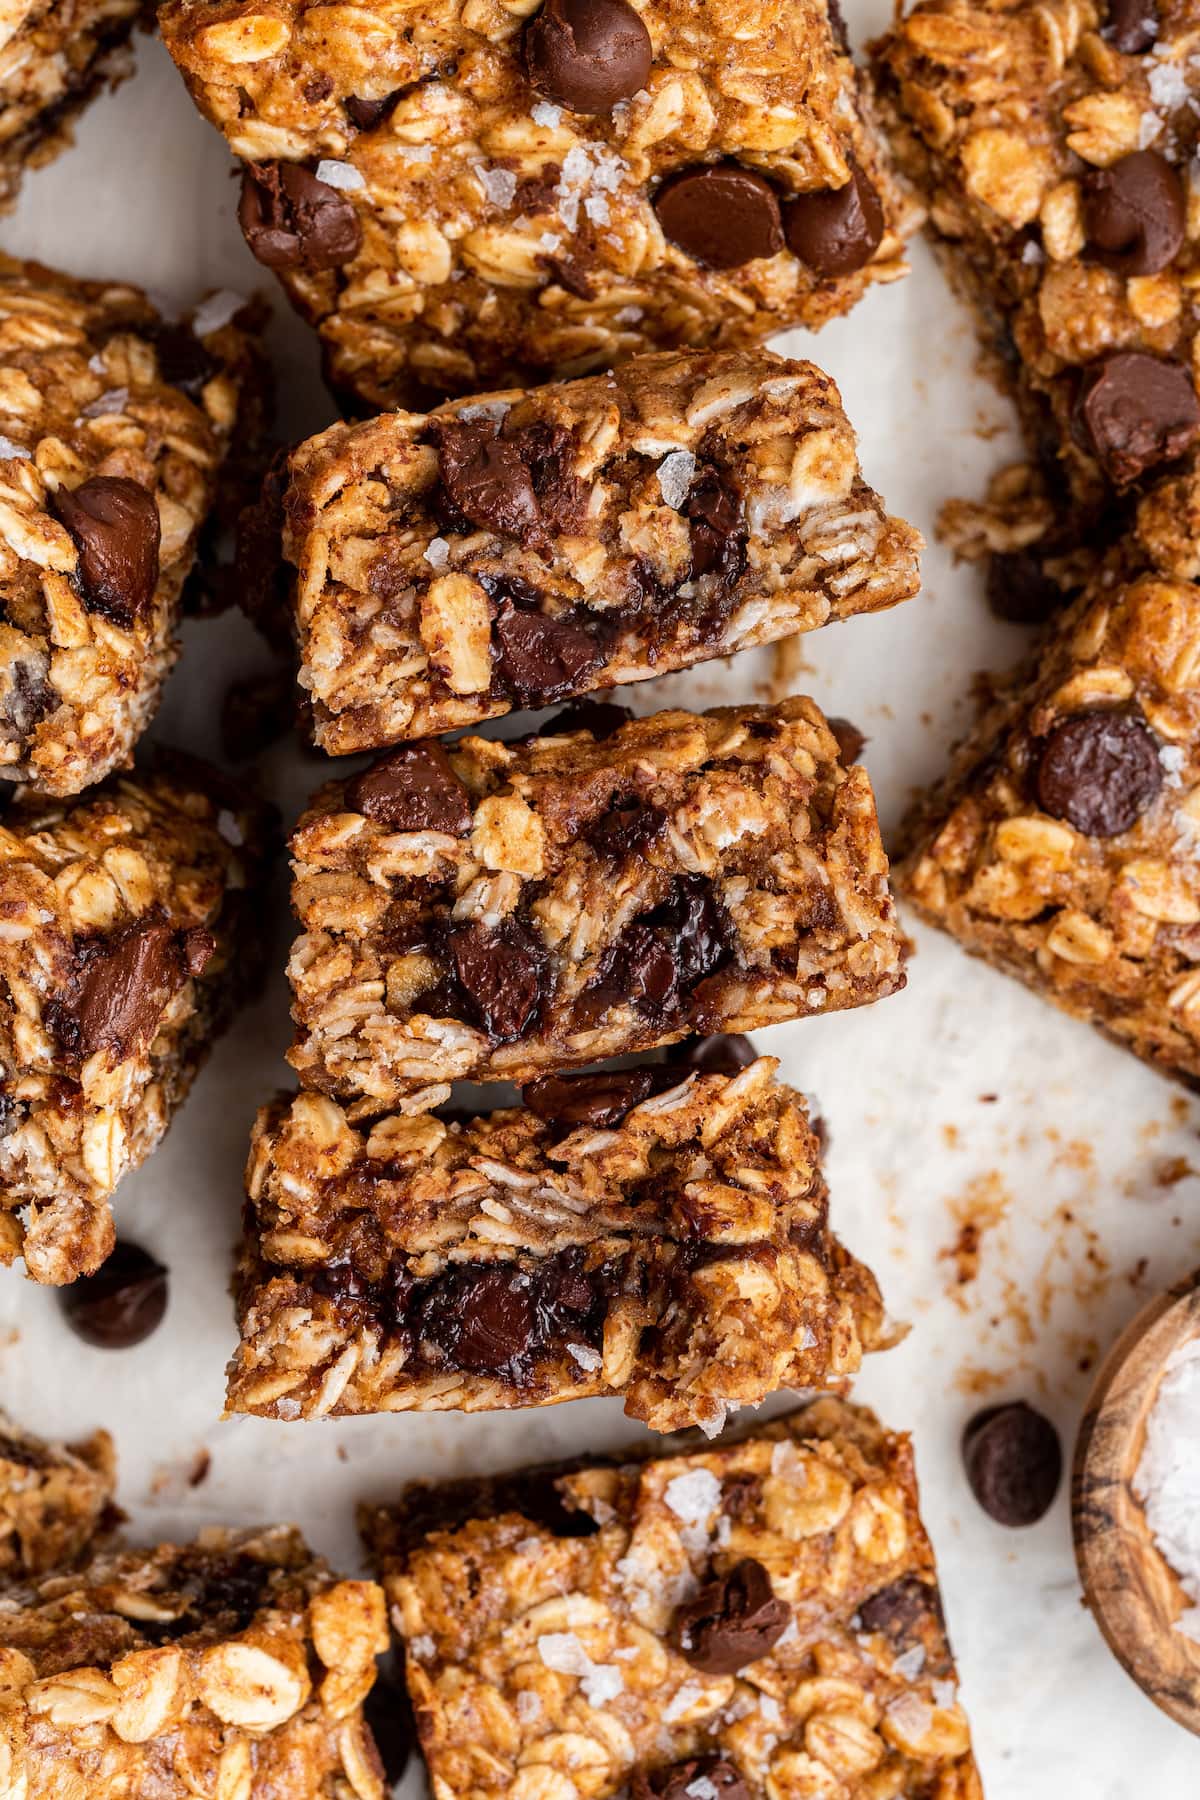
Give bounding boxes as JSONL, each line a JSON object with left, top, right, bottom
{"left": 287, "top": 698, "right": 907, "bottom": 1102}
{"left": 159, "top": 0, "right": 919, "bottom": 411}
{"left": 900, "top": 546, "right": 1200, "bottom": 1085}
{"left": 227, "top": 1056, "right": 888, "bottom": 1432}
{"left": 0, "top": 0, "right": 146, "bottom": 213}
{"left": 277, "top": 349, "right": 922, "bottom": 754}
{"left": 363, "top": 1397, "right": 981, "bottom": 1800}
{"left": 0, "top": 1412, "right": 117, "bottom": 1578}
{"left": 0, "top": 1524, "right": 388, "bottom": 1798}
{"left": 871, "top": 0, "right": 1200, "bottom": 564}
{"left": 0, "top": 754, "right": 274, "bottom": 1284}
{"left": 0, "top": 257, "right": 260, "bottom": 796}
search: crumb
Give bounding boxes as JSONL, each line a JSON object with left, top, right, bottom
{"left": 188, "top": 1449, "right": 211, "bottom": 1489}
{"left": 1154, "top": 1156, "right": 1196, "bottom": 1189}
{"left": 978, "top": 1094, "right": 998, "bottom": 1104}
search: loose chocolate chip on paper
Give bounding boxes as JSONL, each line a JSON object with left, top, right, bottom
{"left": 654, "top": 164, "right": 784, "bottom": 270}
{"left": 492, "top": 601, "right": 602, "bottom": 706}
{"left": 985, "top": 550, "right": 1065, "bottom": 625}
{"left": 1083, "top": 150, "right": 1185, "bottom": 277}
{"left": 448, "top": 916, "right": 548, "bottom": 1041}
{"left": 524, "top": 0, "right": 653, "bottom": 113}
{"left": 1103, "top": 0, "right": 1158, "bottom": 52}
{"left": 1074, "top": 351, "right": 1200, "bottom": 485}
{"left": 1036, "top": 710, "right": 1162, "bottom": 837}
{"left": 52, "top": 915, "right": 188, "bottom": 1064}
{"left": 963, "top": 1401, "right": 1062, "bottom": 1526}
{"left": 785, "top": 162, "right": 885, "bottom": 277}
{"left": 667, "top": 1033, "right": 757, "bottom": 1075}
{"left": 524, "top": 1067, "right": 666, "bottom": 1128}
{"left": 632, "top": 1757, "right": 750, "bottom": 1800}
{"left": 672, "top": 1558, "right": 791, "bottom": 1674}
{"left": 347, "top": 742, "right": 472, "bottom": 834}
{"left": 59, "top": 1241, "right": 169, "bottom": 1349}
{"left": 53, "top": 476, "right": 161, "bottom": 629}
{"left": 537, "top": 699, "right": 632, "bottom": 739}
{"left": 238, "top": 162, "right": 363, "bottom": 271}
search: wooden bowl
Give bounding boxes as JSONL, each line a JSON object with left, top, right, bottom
{"left": 1073, "top": 1268, "right": 1200, "bottom": 1733}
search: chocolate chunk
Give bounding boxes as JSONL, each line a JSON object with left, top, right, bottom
{"left": 587, "top": 801, "right": 667, "bottom": 858}
{"left": 587, "top": 874, "right": 736, "bottom": 1021}
{"left": 672, "top": 1559, "right": 791, "bottom": 1674}
{"left": 667, "top": 1033, "right": 757, "bottom": 1075}
{"left": 492, "top": 601, "right": 601, "bottom": 705}
{"left": 183, "top": 928, "right": 216, "bottom": 977}
{"left": 362, "top": 1674, "right": 414, "bottom": 1786}
{"left": 858, "top": 1575, "right": 940, "bottom": 1645}
{"left": 347, "top": 743, "right": 472, "bottom": 834}
{"left": 632, "top": 1757, "right": 750, "bottom": 1800}
{"left": 433, "top": 419, "right": 543, "bottom": 543}
{"left": 238, "top": 162, "right": 363, "bottom": 271}
{"left": 827, "top": 716, "right": 866, "bottom": 764}
{"left": 1074, "top": 351, "right": 1200, "bottom": 485}
{"left": 1083, "top": 150, "right": 1185, "bottom": 277}
{"left": 524, "top": 1067, "right": 665, "bottom": 1127}
{"left": 654, "top": 165, "right": 784, "bottom": 269}
{"left": 962, "top": 1401, "right": 1062, "bottom": 1527}
{"left": 784, "top": 161, "right": 884, "bottom": 277}
{"left": 59, "top": 1241, "right": 169, "bottom": 1349}
{"left": 524, "top": 0, "right": 653, "bottom": 113}
{"left": 538, "top": 699, "right": 632, "bottom": 739}
{"left": 53, "top": 476, "right": 161, "bottom": 629}
{"left": 985, "top": 551, "right": 1065, "bottom": 625}
{"left": 448, "top": 917, "right": 547, "bottom": 1041}
{"left": 1103, "top": 0, "right": 1158, "bottom": 52}
{"left": 416, "top": 1265, "right": 536, "bottom": 1374}
{"left": 686, "top": 471, "right": 746, "bottom": 588}
{"left": 51, "top": 915, "right": 188, "bottom": 1064}
{"left": 2, "top": 655, "right": 52, "bottom": 740}
{"left": 345, "top": 88, "right": 404, "bottom": 130}
{"left": 1036, "top": 710, "right": 1162, "bottom": 836}
{"left": 148, "top": 320, "right": 218, "bottom": 397}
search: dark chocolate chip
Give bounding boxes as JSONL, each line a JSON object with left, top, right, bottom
{"left": 303, "top": 71, "right": 334, "bottom": 102}
{"left": 1103, "top": 0, "right": 1158, "bottom": 52}
{"left": 51, "top": 915, "right": 188, "bottom": 1064}
{"left": 415, "top": 1265, "right": 536, "bottom": 1374}
{"left": 672, "top": 1558, "right": 791, "bottom": 1674}
{"left": 58, "top": 1241, "right": 169, "bottom": 1349}
{"left": 362, "top": 1674, "right": 414, "bottom": 1787}
{"left": 962, "top": 1401, "right": 1062, "bottom": 1527}
{"left": 148, "top": 320, "right": 219, "bottom": 397}
{"left": 537, "top": 699, "right": 632, "bottom": 739}
{"left": 858, "top": 1575, "right": 940, "bottom": 1645}
{"left": 685, "top": 471, "right": 746, "bottom": 589}
{"left": 448, "top": 917, "right": 547, "bottom": 1041}
{"left": 345, "top": 88, "right": 404, "bottom": 129}
{"left": 238, "top": 162, "right": 363, "bottom": 271}
{"left": 587, "top": 801, "right": 667, "bottom": 858}
{"left": 347, "top": 742, "right": 472, "bottom": 834}
{"left": 1036, "top": 710, "right": 1162, "bottom": 836}
{"left": 137, "top": 1548, "right": 272, "bottom": 1643}
{"left": 433, "top": 419, "right": 543, "bottom": 543}
{"left": 654, "top": 164, "right": 784, "bottom": 269}
{"left": 183, "top": 928, "right": 216, "bottom": 977}
{"left": 984, "top": 551, "right": 1066, "bottom": 625}
{"left": 1074, "top": 351, "right": 1200, "bottom": 485}
{"left": 1083, "top": 150, "right": 1185, "bottom": 277}
{"left": 784, "top": 161, "right": 884, "bottom": 276}
{"left": 523, "top": 0, "right": 653, "bottom": 113}
{"left": 586, "top": 874, "right": 736, "bottom": 1021}
{"left": 523, "top": 1067, "right": 665, "bottom": 1127}
{"left": 492, "top": 601, "right": 602, "bottom": 706}
{"left": 52, "top": 476, "right": 161, "bottom": 629}
{"left": 667, "top": 1033, "right": 757, "bottom": 1075}
{"left": 827, "top": 716, "right": 866, "bottom": 764}
{"left": 632, "top": 1757, "right": 750, "bottom": 1800}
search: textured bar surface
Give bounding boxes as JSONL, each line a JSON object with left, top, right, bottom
{"left": 287, "top": 698, "right": 907, "bottom": 1101}
{"left": 0, "top": 1412, "right": 116, "bottom": 1578}
{"left": 279, "top": 349, "right": 922, "bottom": 754}
{"left": 364, "top": 1397, "right": 981, "bottom": 1800}
{"left": 228, "top": 1058, "right": 888, "bottom": 1432}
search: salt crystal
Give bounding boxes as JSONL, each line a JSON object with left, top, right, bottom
{"left": 425, "top": 537, "right": 451, "bottom": 569}
{"left": 409, "top": 1635, "right": 436, "bottom": 1660}
{"left": 539, "top": 232, "right": 563, "bottom": 251}
{"left": 656, "top": 448, "right": 696, "bottom": 510}
{"left": 476, "top": 164, "right": 517, "bottom": 208}
{"left": 275, "top": 1397, "right": 302, "bottom": 1419}
{"left": 584, "top": 194, "right": 610, "bottom": 225}
{"left": 1138, "top": 110, "right": 1164, "bottom": 148}
{"left": 316, "top": 158, "right": 366, "bottom": 191}
{"left": 0, "top": 435, "right": 28, "bottom": 460}
{"left": 664, "top": 1468, "right": 721, "bottom": 1527}
{"left": 1020, "top": 239, "right": 1044, "bottom": 265}
{"left": 516, "top": 1689, "right": 542, "bottom": 1723}
{"left": 456, "top": 401, "right": 510, "bottom": 424}
{"left": 686, "top": 1779, "right": 719, "bottom": 1800}
{"left": 1160, "top": 744, "right": 1186, "bottom": 785}
{"left": 1148, "top": 55, "right": 1188, "bottom": 111}
{"left": 932, "top": 1677, "right": 957, "bottom": 1709}
{"left": 893, "top": 1644, "right": 926, "bottom": 1681}
{"left": 531, "top": 100, "right": 562, "bottom": 126}
{"left": 516, "top": 1535, "right": 543, "bottom": 1557}
{"left": 80, "top": 388, "right": 129, "bottom": 419}
{"left": 397, "top": 144, "right": 434, "bottom": 162}
{"left": 886, "top": 1691, "right": 932, "bottom": 1738}
{"left": 663, "top": 1680, "right": 704, "bottom": 1723}
{"left": 561, "top": 146, "right": 593, "bottom": 187}
{"left": 191, "top": 289, "right": 245, "bottom": 337}
{"left": 568, "top": 1342, "right": 602, "bottom": 1372}
{"left": 217, "top": 809, "right": 244, "bottom": 846}
{"left": 1134, "top": 1333, "right": 1200, "bottom": 1639}
{"left": 536, "top": 1632, "right": 623, "bottom": 1708}
{"left": 758, "top": 1694, "right": 783, "bottom": 1727}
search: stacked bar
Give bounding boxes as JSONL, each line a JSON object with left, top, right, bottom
{"left": 364, "top": 1398, "right": 982, "bottom": 1799}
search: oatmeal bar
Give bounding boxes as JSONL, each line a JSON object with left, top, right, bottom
{"left": 0, "top": 0, "right": 146, "bottom": 213}
{"left": 287, "top": 698, "right": 906, "bottom": 1101}
{"left": 159, "top": 0, "right": 919, "bottom": 413}
{"left": 0, "top": 753, "right": 274, "bottom": 1284}
{"left": 0, "top": 1413, "right": 117, "bottom": 1577}
{"left": 0, "top": 256, "right": 262, "bottom": 796}
{"left": 900, "top": 549, "right": 1200, "bottom": 1084}
{"left": 227, "top": 1057, "right": 888, "bottom": 1432}
{"left": 278, "top": 349, "right": 923, "bottom": 754}
{"left": 0, "top": 1524, "right": 388, "bottom": 1798}
{"left": 871, "top": 0, "right": 1200, "bottom": 555}
{"left": 363, "top": 1396, "right": 981, "bottom": 1800}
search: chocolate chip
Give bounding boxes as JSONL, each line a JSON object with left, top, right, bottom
{"left": 524, "top": 1067, "right": 666, "bottom": 1127}
{"left": 2, "top": 654, "right": 52, "bottom": 740}
{"left": 345, "top": 88, "right": 403, "bottom": 129}
{"left": 50, "top": 915, "right": 188, "bottom": 1064}
{"left": 347, "top": 742, "right": 472, "bottom": 834}
{"left": 492, "top": 601, "right": 602, "bottom": 706}
{"left": 523, "top": 0, "right": 652, "bottom": 113}
{"left": 1036, "top": 710, "right": 1162, "bottom": 836}
{"left": 52, "top": 476, "right": 161, "bottom": 629}
{"left": 667, "top": 1033, "right": 757, "bottom": 1075}
{"left": 433, "top": 419, "right": 543, "bottom": 543}
{"left": 587, "top": 801, "right": 667, "bottom": 858}
{"left": 962, "top": 1402, "right": 1062, "bottom": 1527}
{"left": 858, "top": 1575, "right": 940, "bottom": 1645}
{"left": 686, "top": 471, "right": 746, "bottom": 589}
{"left": 784, "top": 161, "right": 884, "bottom": 276}
{"left": 415, "top": 1265, "right": 536, "bottom": 1374}
{"left": 1074, "top": 351, "right": 1200, "bottom": 485}
{"left": 587, "top": 874, "right": 736, "bottom": 1022}
{"left": 238, "top": 162, "right": 363, "bottom": 271}
{"left": 672, "top": 1559, "right": 791, "bottom": 1674}
{"left": 827, "top": 716, "right": 866, "bottom": 764}
{"left": 985, "top": 551, "right": 1065, "bottom": 625}
{"left": 183, "top": 928, "right": 216, "bottom": 977}
{"left": 362, "top": 1674, "right": 414, "bottom": 1786}
{"left": 448, "top": 917, "right": 547, "bottom": 1041}
{"left": 654, "top": 164, "right": 784, "bottom": 269}
{"left": 537, "top": 699, "right": 632, "bottom": 739}
{"left": 1103, "top": 0, "right": 1158, "bottom": 51}
{"left": 1083, "top": 150, "right": 1185, "bottom": 277}
{"left": 148, "top": 320, "right": 218, "bottom": 397}
{"left": 58, "top": 1241, "right": 169, "bottom": 1349}
{"left": 632, "top": 1757, "right": 750, "bottom": 1800}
